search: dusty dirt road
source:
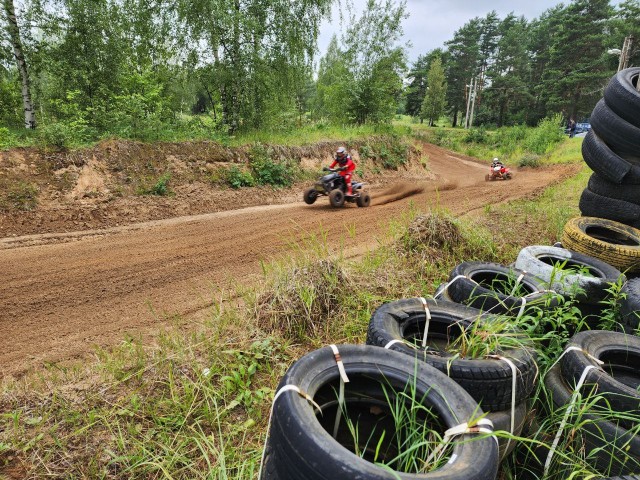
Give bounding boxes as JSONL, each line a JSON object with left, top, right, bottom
{"left": 0, "top": 146, "right": 579, "bottom": 376}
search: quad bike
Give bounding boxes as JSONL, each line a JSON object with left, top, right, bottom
{"left": 485, "top": 165, "right": 513, "bottom": 181}
{"left": 303, "top": 167, "right": 371, "bottom": 207}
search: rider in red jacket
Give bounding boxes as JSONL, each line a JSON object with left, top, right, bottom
{"left": 330, "top": 147, "right": 356, "bottom": 195}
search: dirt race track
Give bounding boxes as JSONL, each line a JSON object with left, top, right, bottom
{"left": 0, "top": 146, "right": 579, "bottom": 377}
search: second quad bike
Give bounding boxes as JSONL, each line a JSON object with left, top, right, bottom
{"left": 303, "top": 167, "right": 371, "bottom": 207}
{"left": 485, "top": 165, "right": 513, "bottom": 181}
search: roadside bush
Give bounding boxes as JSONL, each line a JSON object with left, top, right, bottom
{"left": 36, "top": 122, "right": 74, "bottom": 150}
{"left": 519, "top": 154, "right": 542, "bottom": 168}
{"left": 0, "top": 127, "right": 17, "bottom": 149}
{"left": 226, "top": 165, "right": 255, "bottom": 189}
{"left": 255, "top": 259, "right": 352, "bottom": 341}
{"left": 524, "top": 114, "right": 565, "bottom": 154}
{"left": 464, "top": 127, "right": 488, "bottom": 144}
{"left": 137, "top": 173, "right": 172, "bottom": 196}
{"left": 248, "top": 143, "right": 294, "bottom": 187}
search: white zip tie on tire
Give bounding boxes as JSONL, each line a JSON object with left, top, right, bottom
{"left": 258, "top": 384, "right": 322, "bottom": 480}
{"left": 433, "top": 275, "right": 477, "bottom": 299}
{"left": 548, "top": 346, "right": 605, "bottom": 373}
{"left": 543, "top": 364, "right": 599, "bottom": 476}
{"left": 384, "top": 338, "right": 416, "bottom": 350}
{"left": 510, "top": 272, "right": 526, "bottom": 296}
{"left": 329, "top": 345, "right": 350, "bottom": 439}
{"left": 424, "top": 418, "right": 496, "bottom": 468}
{"left": 418, "top": 297, "right": 432, "bottom": 347}
{"left": 488, "top": 355, "right": 518, "bottom": 453}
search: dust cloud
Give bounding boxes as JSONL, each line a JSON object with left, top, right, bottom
{"left": 371, "top": 182, "right": 425, "bottom": 206}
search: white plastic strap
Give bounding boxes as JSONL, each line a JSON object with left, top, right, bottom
{"left": 424, "top": 418, "right": 496, "bottom": 467}
{"left": 548, "top": 346, "right": 605, "bottom": 373}
{"left": 514, "top": 296, "right": 527, "bottom": 319}
{"left": 330, "top": 344, "right": 350, "bottom": 384}
{"left": 329, "top": 345, "right": 350, "bottom": 439}
{"left": 418, "top": 297, "right": 432, "bottom": 348}
{"left": 384, "top": 339, "right": 413, "bottom": 350}
{"left": 490, "top": 355, "right": 518, "bottom": 453}
{"left": 510, "top": 272, "right": 526, "bottom": 296}
{"left": 258, "top": 384, "right": 322, "bottom": 480}
{"left": 543, "top": 365, "right": 599, "bottom": 476}
{"left": 433, "top": 275, "right": 477, "bottom": 299}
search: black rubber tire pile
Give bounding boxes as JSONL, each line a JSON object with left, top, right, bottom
{"left": 260, "top": 242, "right": 640, "bottom": 479}
{"left": 579, "top": 67, "right": 640, "bottom": 229}
{"left": 543, "top": 331, "right": 640, "bottom": 476}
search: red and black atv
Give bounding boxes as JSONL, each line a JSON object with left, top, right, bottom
{"left": 485, "top": 164, "right": 513, "bottom": 181}
{"left": 303, "top": 167, "right": 371, "bottom": 208}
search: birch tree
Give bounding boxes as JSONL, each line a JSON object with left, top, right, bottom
{"left": 2, "top": 0, "right": 35, "bottom": 128}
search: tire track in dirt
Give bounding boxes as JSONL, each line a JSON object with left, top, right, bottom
{"left": 0, "top": 147, "right": 580, "bottom": 376}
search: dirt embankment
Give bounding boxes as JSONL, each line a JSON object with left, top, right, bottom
{"left": 0, "top": 139, "right": 580, "bottom": 376}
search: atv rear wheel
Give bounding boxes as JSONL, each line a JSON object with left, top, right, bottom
{"left": 356, "top": 192, "right": 371, "bottom": 207}
{"left": 303, "top": 188, "right": 318, "bottom": 205}
{"left": 329, "top": 189, "right": 345, "bottom": 207}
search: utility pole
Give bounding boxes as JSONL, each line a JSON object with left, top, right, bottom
{"left": 618, "top": 35, "right": 634, "bottom": 72}
{"left": 464, "top": 76, "right": 477, "bottom": 129}
{"left": 464, "top": 77, "right": 473, "bottom": 129}
{"left": 469, "top": 78, "right": 477, "bottom": 129}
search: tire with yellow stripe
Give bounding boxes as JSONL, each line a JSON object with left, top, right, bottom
{"left": 561, "top": 217, "right": 640, "bottom": 272}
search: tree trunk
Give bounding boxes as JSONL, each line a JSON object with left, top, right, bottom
{"left": 3, "top": 0, "right": 35, "bottom": 129}
{"left": 451, "top": 107, "right": 458, "bottom": 127}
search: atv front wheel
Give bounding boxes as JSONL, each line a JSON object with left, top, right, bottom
{"left": 329, "top": 189, "right": 345, "bottom": 207}
{"left": 485, "top": 174, "right": 491, "bottom": 182}
{"left": 303, "top": 188, "right": 318, "bottom": 205}
{"left": 356, "top": 192, "right": 371, "bottom": 207}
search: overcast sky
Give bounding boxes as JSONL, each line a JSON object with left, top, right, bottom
{"left": 317, "top": 0, "right": 622, "bottom": 64}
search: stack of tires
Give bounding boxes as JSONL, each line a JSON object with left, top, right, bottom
{"left": 544, "top": 331, "right": 640, "bottom": 476}
{"left": 579, "top": 67, "right": 640, "bottom": 228}
{"left": 260, "top": 245, "right": 640, "bottom": 479}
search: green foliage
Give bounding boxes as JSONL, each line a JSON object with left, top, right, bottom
{"left": 359, "top": 135, "right": 410, "bottom": 170}
{"left": 138, "top": 173, "right": 172, "bottom": 196}
{"left": 0, "top": 128, "right": 17, "bottom": 149}
{"left": 518, "top": 154, "right": 541, "bottom": 168}
{"left": 314, "top": 0, "right": 407, "bottom": 125}
{"left": 524, "top": 114, "right": 566, "bottom": 154}
{"left": 248, "top": 144, "right": 294, "bottom": 187}
{"left": 1, "top": 182, "right": 39, "bottom": 211}
{"left": 226, "top": 166, "right": 256, "bottom": 189}
{"left": 420, "top": 56, "right": 447, "bottom": 126}
{"left": 463, "top": 127, "right": 488, "bottom": 144}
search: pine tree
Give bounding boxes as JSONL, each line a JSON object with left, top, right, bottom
{"left": 420, "top": 56, "right": 446, "bottom": 126}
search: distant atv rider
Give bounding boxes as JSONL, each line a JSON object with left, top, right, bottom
{"left": 330, "top": 147, "right": 356, "bottom": 195}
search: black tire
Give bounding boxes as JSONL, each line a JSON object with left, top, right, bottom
{"left": 329, "top": 188, "right": 345, "bottom": 207}
{"left": 561, "top": 217, "right": 640, "bottom": 272}
{"left": 579, "top": 187, "right": 640, "bottom": 228}
{"left": 366, "top": 298, "right": 538, "bottom": 412}
{"left": 545, "top": 364, "right": 640, "bottom": 476}
{"left": 604, "top": 67, "right": 640, "bottom": 129}
{"left": 514, "top": 245, "right": 624, "bottom": 305}
{"left": 357, "top": 192, "right": 371, "bottom": 208}
{"left": 620, "top": 278, "right": 640, "bottom": 333}
{"left": 262, "top": 344, "right": 499, "bottom": 480}
{"left": 591, "top": 99, "right": 640, "bottom": 158}
{"left": 485, "top": 401, "right": 528, "bottom": 460}
{"left": 304, "top": 188, "right": 318, "bottom": 205}
{"left": 560, "top": 330, "right": 640, "bottom": 430}
{"left": 582, "top": 129, "right": 640, "bottom": 185}
{"left": 588, "top": 172, "right": 640, "bottom": 204}
{"left": 445, "top": 262, "right": 557, "bottom": 315}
